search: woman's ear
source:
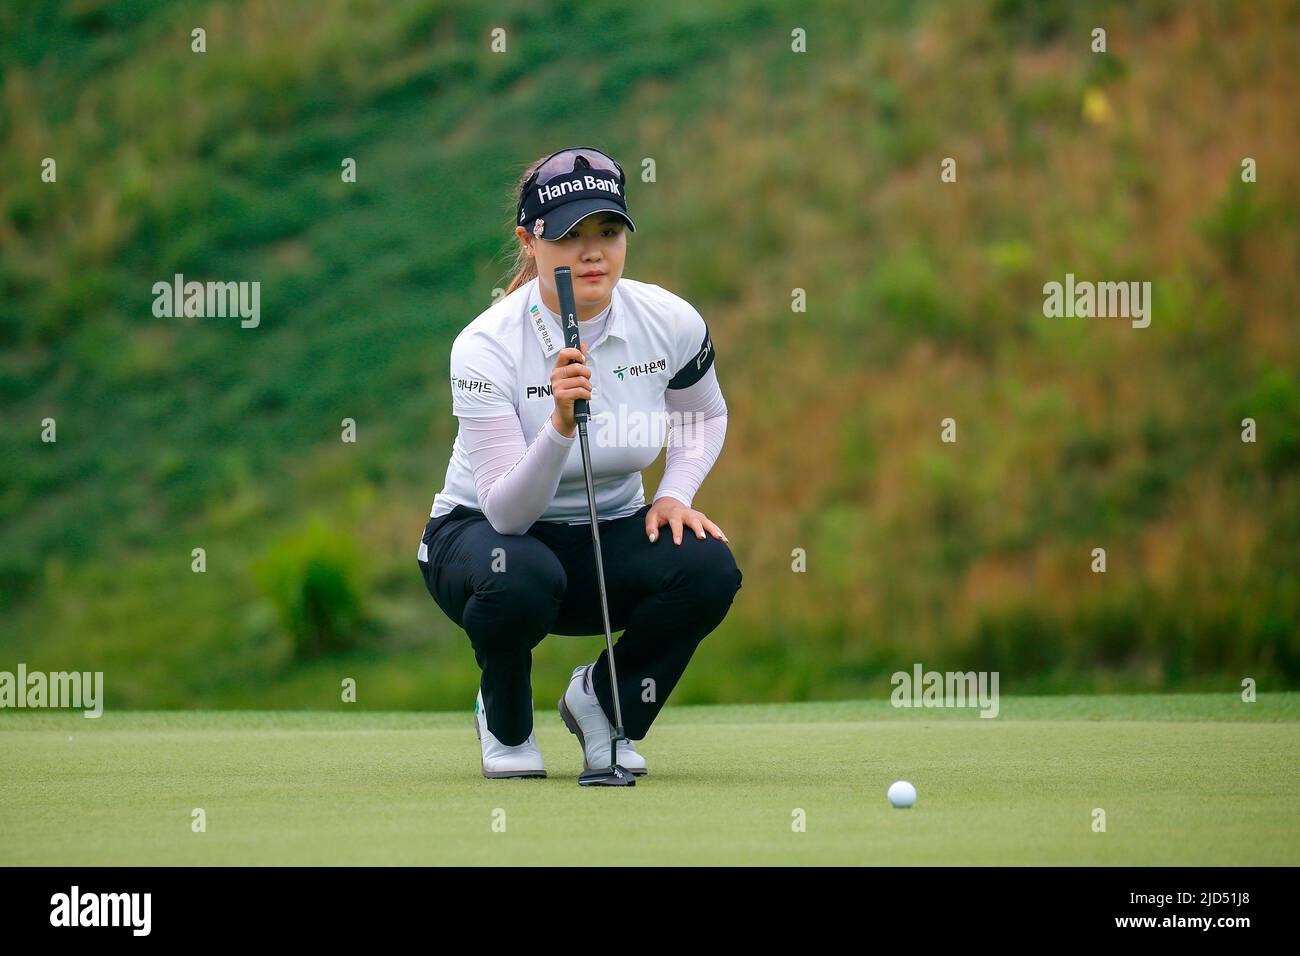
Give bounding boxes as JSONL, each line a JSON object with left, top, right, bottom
{"left": 515, "top": 226, "right": 534, "bottom": 256}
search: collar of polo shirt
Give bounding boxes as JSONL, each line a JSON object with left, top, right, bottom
{"left": 527, "top": 277, "right": 628, "bottom": 359}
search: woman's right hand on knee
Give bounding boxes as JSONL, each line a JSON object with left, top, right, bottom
{"left": 550, "top": 341, "right": 592, "bottom": 438}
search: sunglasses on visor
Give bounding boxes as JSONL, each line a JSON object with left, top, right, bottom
{"left": 522, "top": 147, "right": 626, "bottom": 195}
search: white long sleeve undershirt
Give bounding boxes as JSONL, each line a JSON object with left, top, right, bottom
{"left": 653, "top": 365, "right": 728, "bottom": 509}
{"left": 460, "top": 364, "right": 728, "bottom": 534}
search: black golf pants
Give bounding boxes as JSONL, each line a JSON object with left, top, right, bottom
{"left": 417, "top": 503, "right": 743, "bottom": 746}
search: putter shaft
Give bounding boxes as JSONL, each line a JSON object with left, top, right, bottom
{"left": 576, "top": 417, "right": 627, "bottom": 748}
{"left": 553, "top": 264, "right": 629, "bottom": 778}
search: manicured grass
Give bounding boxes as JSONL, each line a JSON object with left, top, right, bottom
{"left": 2, "top": 693, "right": 1297, "bottom": 865}
{"left": 4, "top": 0, "right": 1298, "bottom": 708}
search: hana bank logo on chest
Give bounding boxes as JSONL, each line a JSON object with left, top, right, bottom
{"left": 610, "top": 358, "right": 667, "bottom": 380}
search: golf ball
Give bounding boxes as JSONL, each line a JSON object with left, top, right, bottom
{"left": 888, "top": 780, "right": 916, "bottom": 808}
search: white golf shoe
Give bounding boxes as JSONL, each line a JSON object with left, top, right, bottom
{"left": 558, "top": 664, "right": 648, "bottom": 777}
{"left": 474, "top": 689, "right": 546, "bottom": 779}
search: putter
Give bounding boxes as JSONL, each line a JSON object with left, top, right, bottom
{"left": 554, "top": 265, "right": 635, "bottom": 787}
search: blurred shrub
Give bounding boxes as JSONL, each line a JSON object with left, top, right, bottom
{"left": 989, "top": 0, "right": 1074, "bottom": 43}
{"left": 1083, "top": 48, "right": 1128, "bottom": 86}
{"left": 1237, "top": 366, "right": 1300, "bottom": 477}
{"left": 0, "top": 555, "right": 41, "bottom": 609}
{"left": 963, "top": 603, "right": 1064, "bottom": 673}
{"left": 252, "top": 517, "right": 370, "bottom": 660}
{"left": 1197, "top": 180, "right": 1274, "bottom": 274}
{"left": 870, "top": 244, "right": 966, "bottom": 345}
{"left": 1071, "top": 594, "right": 1143, "bottom": 668}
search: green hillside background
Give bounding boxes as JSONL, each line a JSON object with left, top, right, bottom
{"left": 1, "top": 0, "right": 1297, "bottom": 709}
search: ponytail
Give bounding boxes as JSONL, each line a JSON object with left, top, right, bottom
{"left": 502, "top": 154, "right": 550, "bottom": 295}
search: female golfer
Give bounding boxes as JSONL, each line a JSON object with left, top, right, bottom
{"left": 417, "top": 146, "right": 741, "bottom": 779}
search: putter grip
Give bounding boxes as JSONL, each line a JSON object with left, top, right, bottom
{"left": 553, "top": 266, "right": 588, "bottom": 423}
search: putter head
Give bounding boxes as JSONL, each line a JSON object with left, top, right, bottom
{"left": 578, "top": 764, "right": 637, "bottom": 787}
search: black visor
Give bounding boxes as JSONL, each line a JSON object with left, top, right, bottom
{"left": 517, "top": 147, "right": 637, "bottom": 241}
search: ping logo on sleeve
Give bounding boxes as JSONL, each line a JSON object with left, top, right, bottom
{"left": 667, "top": 328, "right": 714, "bottom": 389}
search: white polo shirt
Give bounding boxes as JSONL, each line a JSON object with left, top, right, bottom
{"left": 429, "top": 276, "right": 716, "bottom": 525}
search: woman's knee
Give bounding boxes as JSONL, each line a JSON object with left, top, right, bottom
{"left": 471, "top": 541, "right": 568, "bottom": 625}
{"left": 675, "top": 539, "right": 743, "bottom": 609}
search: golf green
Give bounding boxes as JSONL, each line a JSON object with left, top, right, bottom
{"left": 3, "top": 694, "right": 1297, "bottom": 865}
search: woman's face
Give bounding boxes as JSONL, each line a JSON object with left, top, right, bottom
{"left": 518, "top": 212, "right": 627, "bottom": 312}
